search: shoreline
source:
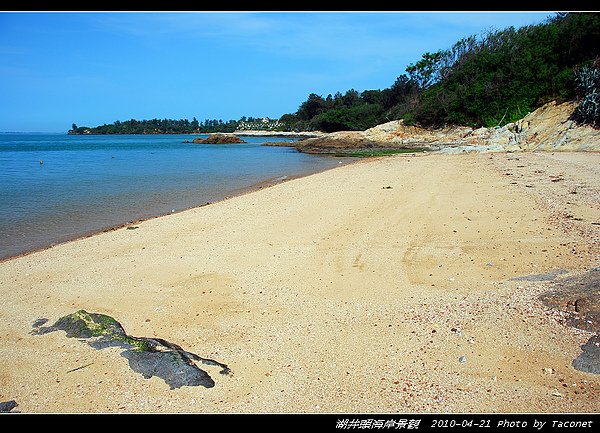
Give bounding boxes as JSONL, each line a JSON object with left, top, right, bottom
{"left": 65, "top": 130, "right": 325, "bottom": 138}
{"left": 0, "top": 156, "right": 359, "bottom": 264}
{"left": 1, "top": 151, "right": 598, "bottom": 413}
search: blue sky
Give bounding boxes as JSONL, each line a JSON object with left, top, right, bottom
{"left": 0, "top": 11, "right": 555, "bottom": 132}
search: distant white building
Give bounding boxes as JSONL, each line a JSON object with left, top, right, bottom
{"left": 238, "top": 117, "right": 282, "bottom": 131}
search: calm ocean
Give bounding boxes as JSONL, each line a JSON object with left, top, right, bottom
{"left": 0, "top": 133, "right": 342, "bottom": 260}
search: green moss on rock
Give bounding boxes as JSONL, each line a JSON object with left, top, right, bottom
{"left": 55, "top": 310, "right": 126, "bottom": 338}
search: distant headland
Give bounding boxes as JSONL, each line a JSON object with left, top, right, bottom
{"left": 67, "top": 117, "right": 306, "bottom": 136}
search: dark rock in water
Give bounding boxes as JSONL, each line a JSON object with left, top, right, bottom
{"left": 572, "top": 335, "right": 600, "bottom": 374}
{"left": 191, "top": 133, "right": 246, "bottom": 144}
{"left": 31, "top": 310, "right": 231, "bottom": 389}
{"left": 0, "top": 400, "right": 17, "bottom": 413}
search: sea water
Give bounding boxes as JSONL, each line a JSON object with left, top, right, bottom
{"left": 0, "top": 133, "right": 341, "bottom": 260}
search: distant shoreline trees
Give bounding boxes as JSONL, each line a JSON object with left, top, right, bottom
{"left": 68, "top": 116, "right": 290, "bottom": 135}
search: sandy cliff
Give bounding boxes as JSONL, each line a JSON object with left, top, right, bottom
{"left": 292, "top": 101, "right": 600, "bottom": 154}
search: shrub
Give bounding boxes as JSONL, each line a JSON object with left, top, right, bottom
{"left": 571, "top": 60, "right": 600, "bottom": 127}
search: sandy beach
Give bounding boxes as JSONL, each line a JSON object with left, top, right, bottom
{"left": 0, "top": 151, "right": 598, "bottom": 413}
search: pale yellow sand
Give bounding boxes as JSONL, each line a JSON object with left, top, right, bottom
{"left": 0, "top": 152, "right": 598, "bottom": 413}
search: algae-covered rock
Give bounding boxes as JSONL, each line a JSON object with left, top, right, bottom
{"left": 32, "top": 310, "right": 231, "bottom": 389}
{"left": 40, "top": 309, "right": 127, "bottom": 339}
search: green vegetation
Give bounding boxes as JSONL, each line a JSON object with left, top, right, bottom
{"left": 69, "top": 117, "right": 241, "bottom": 135}
{"left": 53, "top": 309, "right": 151, "bottom": 351}
{"left": 284, "top": 12, "right": 600, "bottom": 131}
{"left": 571, "top": 60, "right": 600, "bottom": 127}
{"left": 69, "top": 116, "right": 294, "bottom": 135}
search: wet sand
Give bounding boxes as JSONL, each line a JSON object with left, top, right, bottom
{"left": 0, "top": 152, "right": 598, "bottom": 413}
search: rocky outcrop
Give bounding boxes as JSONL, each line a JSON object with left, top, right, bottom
{"left": 0, "top": 400, "right": 18, "bottom": 413}
{"left": 572, "top": 335, "right": 600, "bottom": 374}
{"left": 191, "top": 133, "right": 246, "bottom": 144}
{"left": 502, "top": 101, "right": 600, "bottom": 151}
{"left": 539, "top": 269, "right": 600, "bottom": 375}
{"left": 289, "top": 101, "right": 600, "bottom": 154}
{"left": 291, "top": 124, "right": 439, "bottom": 154}
{"left": 539, "top": 269, "right": 600, "bottom": 334}
{"left": 31, "top": 310, "right": 231, "bottom": 389}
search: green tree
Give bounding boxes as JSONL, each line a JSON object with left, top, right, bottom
{"left": 406, "top": 51, "right": 445, "bottom": 89}
{"left": 342, "top": 89, "right": 361, "bottom": 107}
{"left": 297, "top": 93, "right": 327, "bottom": 121}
